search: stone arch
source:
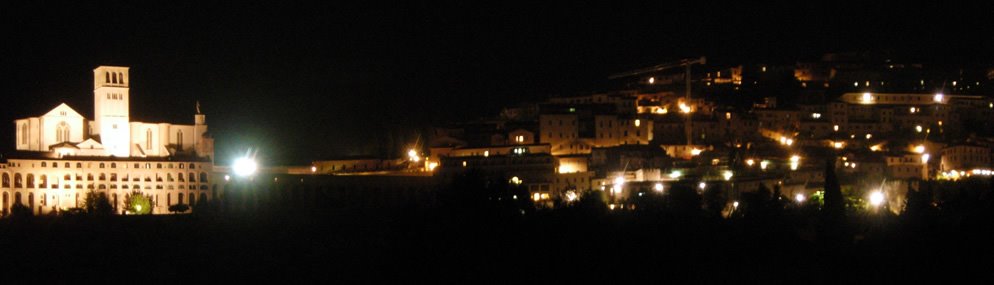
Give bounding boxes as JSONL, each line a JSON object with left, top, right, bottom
{"left": 2, "top": 173, "right": 8, "bottom": 188}
{"left": 14, "top": 173, "right": 22, "bottom": 188}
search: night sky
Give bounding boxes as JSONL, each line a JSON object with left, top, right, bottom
{"left": 2, "top": 2, "right": 991, "bottom": 165}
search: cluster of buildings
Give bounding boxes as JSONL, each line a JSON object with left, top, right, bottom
{"left": 367, "top": 52, "right": 994, "bottom": 210}
{"left": 5, "top": 54, "right": 994, "bottom": 215}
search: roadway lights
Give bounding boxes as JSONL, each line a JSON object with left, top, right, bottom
{"left": 613, "top": 176, "right": 625, "bottom": 188}
{"left": 914, "top": 145, "right": 925, "bottom": 154}
{"left": 698, "top": 182, "right": 707, "bottom": 190}
{"left": 746, "top": 159, "right": 755, "bottom": 166}
{"left": 408, "top": 149, "right": 421, "bottom": 162}
{"left": 232, "top": 157, "right": 258, "bottom": 177}
{"left": 934, "top": 93, "right": 944, "bottom": 103}
{"left": 922, "top": 153, "right": 931, "bottom": 164}
{"left": 869, "top": 191, "right": 885, "bottom": 207}
{"left": 722, "top": 170, "right": 733, "bottom": 181}
{"left": 795, "top": 193, "right": 806, "bottom": 203}
{"left": 654, "top": 183, "right": 664, "bottom": 192}
{"left": 861, "top": 92, "right": 873, "bottom": 103}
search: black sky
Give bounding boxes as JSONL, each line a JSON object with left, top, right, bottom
{"left": 2, "top": 2, "right": 992, "bottom": 165}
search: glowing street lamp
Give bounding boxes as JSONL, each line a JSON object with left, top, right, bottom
{"left": 921, "top": 153, "right": 931, "bottom": 164}
{"left": 698, "top": 182, "right": 707, "bottom": 190}
{"left": 232, "top": 157, "right": 258, "bottom": 177}
{"left": 913, "top": 145, "right": 925, "bottom": 154}
{"left": 869, "top": 191, "right": 885, "bottom": 207}
{"left": 722, "top": 170, "right": 733, "bottom": 181}
{"left": 933, "top": 93, "right": 944, "bottom": 103}
{"left": 861, "top": 92, "right": 873, "bottom": 103}
{"left": 795, "top": 193, "right": 806, "bottom": 203}
{"left": 408, "top": 149, "right": 421, "bottom": 162}
{"left": 654, "top": 183, "right": 664, "bottom": 192}
{"left": 613, "top": 176, "right": 625, "bottom": 188}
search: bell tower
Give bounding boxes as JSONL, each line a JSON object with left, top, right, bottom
{"left": 93, "top": 66, "right": 131, "bottom": 157}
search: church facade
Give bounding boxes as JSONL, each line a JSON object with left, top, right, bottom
{"left": 1, "top": 66, "right": 218, "bottom": 215}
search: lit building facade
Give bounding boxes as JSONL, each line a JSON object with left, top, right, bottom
{"left": 2, "top": 66, "right": 217, "bottom": 215}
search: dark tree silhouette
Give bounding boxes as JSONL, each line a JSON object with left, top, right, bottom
{"left": 903, "top": 180, "right": 933, "bottom": 218}
{"left": 821, "top": 159, "right": 845, "bottom": 222}
{"left": 168, "top": 204, "right": 190, "bottom": 214}
{"left": 83, "top": 191, "right": 114, "bottom": 216}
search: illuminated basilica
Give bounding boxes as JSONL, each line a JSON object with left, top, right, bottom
{"left": 1, "top": 66, "right": 217, "bottom": 215}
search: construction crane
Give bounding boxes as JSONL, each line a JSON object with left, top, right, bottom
{"left": 610, "top": 56, "right": 707, "bottom": 148}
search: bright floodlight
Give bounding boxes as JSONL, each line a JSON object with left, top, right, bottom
{"left": 613, "top": 176, "right": 626, "bottom": 187}
{"left": 408, "top": 149, "right": 420, "bottom": 162}
{"left": 914, "top": 145, "right": 925, "bottom": 154}
{"left": 795, "top": 193, "right": 806, "bottom": 203}
{"left": 233, "top": 157, "right": 258, "bottom": 177}
{"left": 654, "top": 183, "right": 664, "bottom": 192}
{"left": 933, "top": 93, "right": 944, "bottom": 103}
{"left": 869, "top": 191, "right": 885, "bottom": 207}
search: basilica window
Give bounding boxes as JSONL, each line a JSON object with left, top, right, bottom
{"left": 21, "top": 123, "right": 27, "bottom": 144}
{"left": 55, "top": 122, "right": 70, "bottom": 143}
{"left": 146, "top": 129, "right": 153, "bottom": 150}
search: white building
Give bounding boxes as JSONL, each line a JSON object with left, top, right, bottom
{"left": 2, "top": 66, "right": 217, "bottom": 215}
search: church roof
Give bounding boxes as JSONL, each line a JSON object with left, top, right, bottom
{"left": 42, "top": 103, "right": 85, "bottom": 119}
{"left": 76, "top": 139, "right": 104, "bottom": 150}
{"left": 48, "top": 141, "right": 79, "bottom": 150}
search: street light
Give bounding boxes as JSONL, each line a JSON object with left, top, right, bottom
{"left": 232, "top": 157, "right": 258, "bottom": 177}
{"left": 869, "top": 191, "right": 885, "bottom": 207}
